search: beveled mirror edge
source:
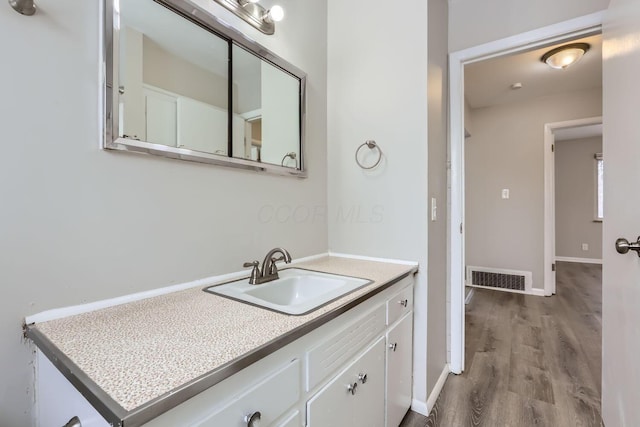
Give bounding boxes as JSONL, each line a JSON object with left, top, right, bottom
{"left": 102, "top": 0, "right": 308, "bottom": 178}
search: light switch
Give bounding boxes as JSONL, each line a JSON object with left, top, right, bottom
{"left": 431, "top": 197, "right": 437, "bottom": 221}
{"left": 501, "top": 189, "right": 510, "bottom": 199}
{"left": 582, "top": 243, "right": 589, "bottom": 251}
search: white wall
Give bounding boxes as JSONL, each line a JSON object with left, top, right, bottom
{"left": 555, "top": 136, "right": 603, "bottom": 260}
{"left": 465, "top": 88, "right": 602, "bottom": 289}
{"left": 448, "top": 0, "right": 610, "bottom": 52}
{"left": 427, "top": 0, "right": 449, "bottom": 398}
{"left": 327, "top": 0, "right": 431, "bottom": 410}
{"left": 0, "top": 0, "right": 327, "bottom": 425}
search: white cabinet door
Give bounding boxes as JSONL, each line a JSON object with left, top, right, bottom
{"left": 386, "top": 313, "right": 413, "bottom": 427}
{"left": 177, "top": 97, "right": 227, "bottom": 154}
{"left": 36, "top": 351, "right": 110, "bottom": 427}
{"left": 307, "top": 337, "right": 385, "bottom": 427}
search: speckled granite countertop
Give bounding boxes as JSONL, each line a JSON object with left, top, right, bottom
{"left": 29, "top": 256, "right": 417, "bottom": 424}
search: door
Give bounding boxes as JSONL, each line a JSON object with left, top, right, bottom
{"left": 145, "top": 88, "right": 177, "bottom": 147}
{"left": 306, "top": 338, "right": 385, "bottom": 427}
{"left": 177, "top": 97, "right": 228, "bottom": 154}
{"left": 602, "top": 0, "right": 640, "bottom": 425}
{"left": 386, "top": 313, "right": 413, "bottom": 427}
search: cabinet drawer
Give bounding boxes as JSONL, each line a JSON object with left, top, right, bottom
{"left": 386, "top": 279, "right": 413, "bottom": 325}
{"left": 194, "top": 359, "right": 300, "bottom": 427}
{"left": 307, "top": 337, "right": 385, "bottom": 427}
{"left": 306, "top": 305, "right": 386, "bottom": 391}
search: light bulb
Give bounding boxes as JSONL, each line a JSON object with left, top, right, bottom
{"left": 264, "top": 5, "right": 284, "bottom": 23}
{"left": 541, "top": 43, "right": 590, "bottom": 70}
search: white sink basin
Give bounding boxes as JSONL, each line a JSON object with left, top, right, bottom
{"left": 204, "top": 269, "right": 372, "bottom": 315}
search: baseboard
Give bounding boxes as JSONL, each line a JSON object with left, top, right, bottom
{"left": 426, "top": 364, "right": 450, "bottom": 415}
{"left": 555, "top": 256, "right": 603, "bottom": 264}
{"left": 466, "top": 284, "right": 546, "bottom": 297}
{"left": 464, "top": 287, "right": 475, "bottom": 304}
{"left": 411, "top": 399, "right": 429, "bottom": 417}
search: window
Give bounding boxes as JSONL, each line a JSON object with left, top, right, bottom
{"left": 595, "top": 153, "right": 603, "bottom": 221}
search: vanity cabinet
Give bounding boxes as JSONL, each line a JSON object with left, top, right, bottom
{"left": 34, "top": 275, "right": 415, "bottom": 427}
{"left": 306, "top": 337, "right": 385, "bottom": 427}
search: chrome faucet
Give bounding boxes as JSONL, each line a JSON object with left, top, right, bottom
{"left": 243, "top": 247, "right": 292, "bottom": 285}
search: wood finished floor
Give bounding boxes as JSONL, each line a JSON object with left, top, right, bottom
{"left": 400, "top": 261, "right": 602, "bottom": 427}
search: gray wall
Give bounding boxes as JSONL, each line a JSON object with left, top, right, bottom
{"left": 427, "top": 0, "right": 449, "bottom": 396}
{"left": 555, "top": 136, "right": 603, "bottom": 259}
{"left": 448, "top": 0, "right": 610, "bottom": 52}
{"left": 465, "top": 88, "right": 602, "bottom": 289}
{"left": 327, "top": 0, "right": 431, "bottom": 406}
{"left": 0, "top": 1, "right": 327, "bottom": 425}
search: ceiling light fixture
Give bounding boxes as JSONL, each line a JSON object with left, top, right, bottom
{"left": 213, "top": 0, "right": 285, "bottom": 35}
{"left": 541, "top": 43, "right": 590, "bottom": 70}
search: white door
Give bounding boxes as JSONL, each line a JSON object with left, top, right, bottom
{"left": 145, "top": 88, "right": 177, "bottom": 147}
{"left": 602, "top": 0, "right": 640, "bottom": 425}
{"left": 177, "top": 97, "right": 227, "bottom": 154}
{"left": 385, "top": 313, "right": 413, "bottom": 427}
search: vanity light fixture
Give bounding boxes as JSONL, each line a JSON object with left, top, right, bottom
{"left": 541, "top": 43, "right": 590, "bottom": 70}
{"left": 212, "top": 0, "right": 285, "bottom": 35}
{"left": 8, "top": 0, "right": 36, "bottom": 15}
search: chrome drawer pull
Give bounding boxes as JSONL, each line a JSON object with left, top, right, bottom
{"left": 398, "top": 299, "right": 408, "bottom": 307}
{"left": 245, "top": 411, "right": 261, "bottom": 427}
{"left": 389, "top": 342, "right": 398, "bottom": 352}
{"left": 63, "top": 417, "right": 81, "bottom": 427}
{"left": 358, "top": 373, "right": 368, "bottom": 384}
{"left": 347, "top": 382, "right": 358, "bottom": 395}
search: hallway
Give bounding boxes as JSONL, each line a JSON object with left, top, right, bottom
{"left": 401, "top": 261, "right": 602, "bottom": 426}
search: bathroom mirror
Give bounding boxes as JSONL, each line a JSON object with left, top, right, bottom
{"left": 104, "top": 0, "right": 306, "bottom": 176}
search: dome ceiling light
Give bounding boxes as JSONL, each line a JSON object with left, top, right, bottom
{"left": 541, "top": 43, "right": 591, "bottom": 70}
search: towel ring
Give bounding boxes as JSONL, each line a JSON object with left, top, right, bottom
{"left": 281, "top": 152, "right": 298, "bottom": 168}
{"left": 355, "top": 140, "right": 383, "bottom": 170}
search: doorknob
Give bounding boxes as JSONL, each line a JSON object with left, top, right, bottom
{"left": 615, "top": 237, "right": 640, "bottom": 257}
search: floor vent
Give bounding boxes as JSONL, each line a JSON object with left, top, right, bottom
{"left": 466, "top": 266, "right": 532, "bottom": 292}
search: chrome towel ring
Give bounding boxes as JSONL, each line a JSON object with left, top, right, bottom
{"left": 281, "top": 152, "right": 298, "bottom": 168}
{"left": 355, "top": 140, "right": 383, "bottom": 170}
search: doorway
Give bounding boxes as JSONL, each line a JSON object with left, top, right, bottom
{"left": 448, "top": 12, "right": 604, "bottom": 374}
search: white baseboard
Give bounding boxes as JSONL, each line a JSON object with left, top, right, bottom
{"left": 555, "top": 256, "right": 603, "bottom": 264}
{"left": 464, "top": 287, "right": 475, "bottom": 304}
{"left": 411, "top": 398, "right": 429, "bottom": 417}
{"left": 425, "top": 363, "right": 450, "bottom": 415}
{"left": 26, "top": 252, "right": 330, "bottom": 324}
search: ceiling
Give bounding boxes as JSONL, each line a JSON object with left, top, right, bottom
{"left": 555, "top": 123, "right": 602, "bottom": 141}
{"left": 465, "top": 34, "right": 602, "bottom": 109}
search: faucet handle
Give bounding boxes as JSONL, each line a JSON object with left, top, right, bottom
{"left": 243, "top": 261, "right": 260, "bottom": 285}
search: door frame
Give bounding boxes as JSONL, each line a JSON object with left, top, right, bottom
{"left": 447, "top": 12, "right": 604, "bottom": 375}
{"left": 544, "top": 116, "right": 603, "bottom": 297}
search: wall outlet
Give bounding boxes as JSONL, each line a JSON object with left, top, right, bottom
{"left": 582, "top": 243, "right": 589, "bottom": 251}
{"left": 501, "top": 189, "right": 510, "bottom": 199}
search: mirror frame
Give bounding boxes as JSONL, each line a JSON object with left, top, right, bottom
{"left": 103, "top": 0, "right": 307, "bottom": 177}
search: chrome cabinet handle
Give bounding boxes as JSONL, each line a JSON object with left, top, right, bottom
{"left": 63, "top": 416, "right": 82, "bottom": 427}
{"left": 358, "top": 373, "right": 368, "bottom": 384}
{"left": 347, "top": 382, "right": 358, "bottom": 395}
{"left": 398, "top": 299, "right": 408, "bottom": 307}
{"left": 616, "top": 237, "right": 640, "bottom": 257}
{"left": 245, "top": 411, "right": 261, "bottom": 427}
{"left": 389, "top": 342, "right": 397, "bottom": 352}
